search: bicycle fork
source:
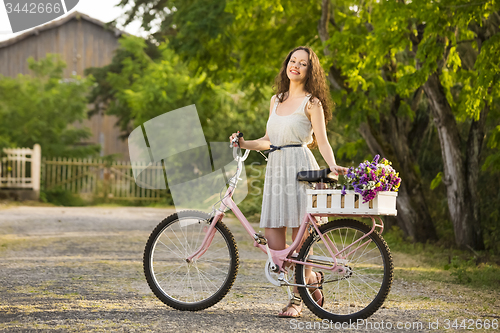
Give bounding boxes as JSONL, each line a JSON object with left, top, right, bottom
{"left": 185, "top": 212, "right": 222, "bottom": 263}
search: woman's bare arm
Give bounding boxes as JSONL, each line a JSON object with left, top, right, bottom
{"left": 308, "top": 98, "right": 348, "bottom": 175}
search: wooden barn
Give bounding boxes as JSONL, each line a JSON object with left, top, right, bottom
{"left": 0, "top": 12, "right": 130, "bottom": 161}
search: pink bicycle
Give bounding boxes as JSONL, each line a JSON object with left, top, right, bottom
{"left": 143, "top": 135, "right": 394, "bottom": 322}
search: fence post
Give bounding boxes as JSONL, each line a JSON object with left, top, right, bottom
{"left": 31, "top": 144, "right": 41, "bottom": 199}
{"left": 103, "top": 162, "right": 110, "bottom": 202}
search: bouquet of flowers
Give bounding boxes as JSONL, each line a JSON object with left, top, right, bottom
{"left": 341, "top": 155, "right": 401, "bottom": 203}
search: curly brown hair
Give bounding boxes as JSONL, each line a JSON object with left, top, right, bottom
{"left": 273, "top": 46, "right": 333, "bottom": 149}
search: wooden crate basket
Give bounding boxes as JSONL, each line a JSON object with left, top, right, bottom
{"left": 306, "top": 189, "right": 397, "bottom": 216}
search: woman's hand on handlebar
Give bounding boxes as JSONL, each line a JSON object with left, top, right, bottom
{"left": 329, "top": 165, "right": 349, "bottom": 176}
{"left": 229, "top": 131, "right": 245, "bottom": 148}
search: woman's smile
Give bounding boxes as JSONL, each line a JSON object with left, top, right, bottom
{"left": 287, "top": 52, "right": 308, "bottom": 81}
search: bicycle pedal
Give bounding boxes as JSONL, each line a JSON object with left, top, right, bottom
{"left": 253, "top": 233, "right": 267, "bottom": 245}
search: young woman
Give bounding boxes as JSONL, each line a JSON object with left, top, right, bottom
{"left": 229, "top": 46, "right": 348, "bottom": 318}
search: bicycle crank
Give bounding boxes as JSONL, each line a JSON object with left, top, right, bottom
{"left": 264, "top": 258, "right": 281, "bottom": 286}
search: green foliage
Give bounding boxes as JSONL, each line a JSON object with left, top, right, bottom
{"left": 117, "top": 0, "right": 324, "bottom": 102}
{"left": 0, "top": 54, "right": 100, "bottom": 157}
{"left": 42, "top": 188, "right": 87, "bottom": 207}
{"left": 336, "top": 139, "right": 368, "bottom": 161}
{"left": 86, "top": 34, "right": 273, "bottom": 165}
{"left": 386, "top": 226, "right": 500, "bottom": 289}
{"left": 444, "top": 256, "right": 474, "bottom": 284}
{"left": 479, "top": 95, "right": 500, "bottom": 253}
{"left": 236, "top": 163, "right": 266, "bottom": 222}
{"left": 483, "top": 125, "right": 500, "bottom": 172}
{"left": 102, "top": 0, "right": 500, "bottom": 251}
{"left": 444, "top": 256, "right": 500, "bottom": 287}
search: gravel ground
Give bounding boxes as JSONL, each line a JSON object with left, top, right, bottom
{"left": 0, "top": 206, "right": 498, "bottom": 332}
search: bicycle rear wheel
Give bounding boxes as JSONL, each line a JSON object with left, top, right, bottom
{"left": 296, "top": 219, "right": 393, "bottom": 321}
{"left": 143, "top": 210, "right": 239, "bottom": 311}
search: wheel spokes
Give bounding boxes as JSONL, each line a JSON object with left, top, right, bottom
{"left": 307, "top": 225, "right": 387, "bottom": 317}
{"left": 150, "top": 219, "right": 232, "bottom": 303}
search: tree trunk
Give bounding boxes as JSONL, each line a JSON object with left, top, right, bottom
{"left": 359, "top": 103, "right": 437, "bottom": 242}
{"left": 465, "top": 105, "right": 488, "bottom": 250}
{"left": 423, "top": 73, "right": 485, "bottom": 250}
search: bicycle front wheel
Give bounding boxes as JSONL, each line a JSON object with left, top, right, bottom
{"left": 143, "top": 210, "right": 239, "bottom": 311}
{"left": 296, "top": 219, "right": 393, "bottom": 322}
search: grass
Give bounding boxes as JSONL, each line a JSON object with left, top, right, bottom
{"left": 0, "top": 199, "right": 56, "bottom": 209}
{"left": 384, "top": 226, "right": 500, "bottom": 290}
{"left": 0, "top": 197, "right": 175, "bottom": 209}
{"left": 0, "top": 234, "right": 58, "bottom": 253}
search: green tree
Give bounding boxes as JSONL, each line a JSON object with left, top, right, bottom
{"left": 86, "top": 35, "right": 272, "bottom": 154}
{"left": 113, "top": 0, "right": 500, "bottom": 250}
{"left": 115, "top": 0, "right": 437, "bottom": 242}
{"left": 381, "top": 0, "right": 499, "bottom": 250}
{"left": 0, "top": 54, "right": 100, "bottom": 157}
{"left": 310, "top": 0, "right": 499, "bottom": 249}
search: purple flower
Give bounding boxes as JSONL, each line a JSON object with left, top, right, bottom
{"left": 343, "top": 154, "right": 402, "bottom": 203}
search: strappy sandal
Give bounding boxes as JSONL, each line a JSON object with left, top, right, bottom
{"left": 310, "top": 271, "right": 324, "bottom": 307}
{"left": 278, "top": 293, "right": 303, "bottom": 318}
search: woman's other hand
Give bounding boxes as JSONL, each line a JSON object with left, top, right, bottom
{"left": 329, "top": 165, "right": 349, "bottom": 176}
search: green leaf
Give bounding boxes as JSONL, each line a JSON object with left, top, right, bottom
{"left": 430, "top": 171, "right": 443, "bottom": 190}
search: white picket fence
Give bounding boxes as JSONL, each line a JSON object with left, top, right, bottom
{"left": 0, "top": 144, "right": 41, "bottom": 197}
{"left": 1, "top": 144, "right": 163, "bottom": 201}
{"left": 42, "top": 157, "right": 164, "bottom": 201}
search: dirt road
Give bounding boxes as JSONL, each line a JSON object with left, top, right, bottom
{"left": 0, "top": 206, "right": 497, "bottom": 332}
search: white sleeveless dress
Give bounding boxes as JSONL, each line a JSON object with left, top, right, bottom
{"left": 260, "top": 93, "right": 321, "bottom": 228}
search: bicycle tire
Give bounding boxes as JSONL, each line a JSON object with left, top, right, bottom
{"left": 296, "top": 219, "right": 393, "bottom": 322}
{"left": 143, "top": 210, "right": 239, "bottom": 311}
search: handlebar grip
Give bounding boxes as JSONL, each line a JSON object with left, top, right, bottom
{"left": 230, "top": 132, "right": 243, "bottom": 148}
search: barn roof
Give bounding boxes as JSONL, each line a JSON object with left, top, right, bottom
{"left": 0, "top": 11, "right": 128, "bottom": 50}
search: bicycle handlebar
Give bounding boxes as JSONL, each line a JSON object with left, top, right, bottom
{"left": 229, "top": 132, "right": 244, "bottom": 148}
{"left": 227, "top": 133, "right": 249, "bottom": 189}
{"left": 231, "top": 132, "right": 250, "bottom": 162}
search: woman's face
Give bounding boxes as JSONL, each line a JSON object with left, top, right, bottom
{"left": 286, "top": 49, "right": 309, "bottom": 84}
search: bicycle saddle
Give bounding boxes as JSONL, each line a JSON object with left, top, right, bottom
{"left": 296, "top": 168, "right": 338, "bottom": 183}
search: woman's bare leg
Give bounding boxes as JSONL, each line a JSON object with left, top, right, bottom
{"left": 265, "top": 227, "right": 287, "bottom": 251}
{"left": 268, "top": 226, "right": 322, "bottom": 316}
{"left": 265, "top": 227, "right": 301, "bottom": 317}
{"left": 292, "top": 226, "right": 323, "bottom": 307}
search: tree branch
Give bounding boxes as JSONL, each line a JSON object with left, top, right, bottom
{"left": 329, "top": 17, "right": 338, "bottom": 30}
{"left": 318, "top": 0, "right": 344, "bottom": 91}
{"left": 318, "top": 0, "right": 331, "bottom": 55}
{"left": 359, "top": 122, "right": 385, "bottom": 156}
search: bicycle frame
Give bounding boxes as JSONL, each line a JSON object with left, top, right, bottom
{"left": 185, "top": 170, "right": 386, "bottom": 276}
{"left": 145, "top": 144, "right": 395, "bottom": 319}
